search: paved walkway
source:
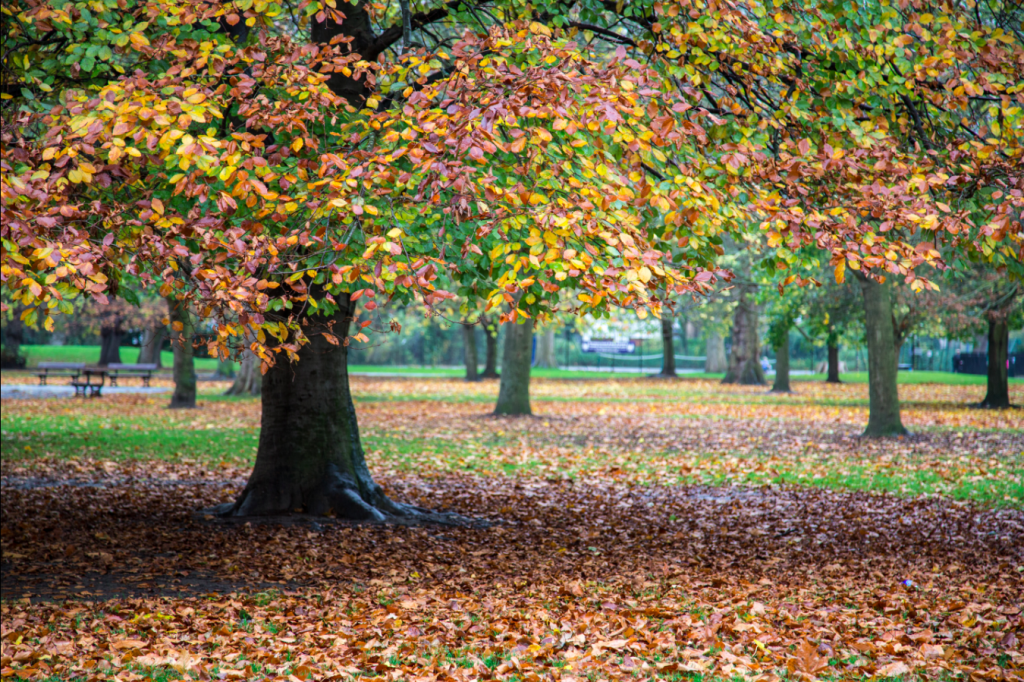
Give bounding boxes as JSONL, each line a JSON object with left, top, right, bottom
{"left": 0, "top": 385, "right": 170, "bottom": 399}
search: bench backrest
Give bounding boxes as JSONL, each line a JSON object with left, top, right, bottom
{"left": 37, "top": 362, "right": 86, "bottom": 370}
{"left": 107, "top": 363, "right": 159, "bottom": 370}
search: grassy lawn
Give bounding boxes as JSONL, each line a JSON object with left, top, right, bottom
{"left": 16, "top": 345, "right": 1021, "bottom": 385}
{"left": 17, "top": 344, "right": 223, "bottom": 371}
{"left": 3, "top": 377, "right": 1020, "bottom": 506}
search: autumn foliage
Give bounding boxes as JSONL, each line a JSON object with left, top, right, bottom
{"left": 5, "top": 0, "right": 1021, "bottom": 359}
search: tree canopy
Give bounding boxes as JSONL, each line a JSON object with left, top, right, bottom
{"left": 6, "top": 0, "right": 1020, "bottom": 363}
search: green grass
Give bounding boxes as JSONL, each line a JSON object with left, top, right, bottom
{"left": 14, "top": 346, "right": 1019, "bottom": 384}
{"left": 349, "top": 365, "right": 1020, "bottom": 384}
{"left": 16, "top": 345, "right": 223, "bottom": 371}
{"left": 5, "top": 409, "right": 1020, "bottom": 507}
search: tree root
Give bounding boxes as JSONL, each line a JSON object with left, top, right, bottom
{"left": 202, "top": 465, "right": 483, "bottom": 527}
{"left": 970, "top": 400, "right": 1019, "bottom": 410}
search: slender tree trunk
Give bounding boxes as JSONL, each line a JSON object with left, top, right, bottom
{"left": 826, "top": 337, "right": 841, "bottom": 383}
{"left": 167, "top": 297, "right": 196, "bottom": 409}
{"left": 856, "top": 275, "right": 907, "bottom": 436}
{"left": 137, "top": 322, "right": 165, "bottom": 367}
{"left": 1, "top": 311, "right": 25, "bottom": 368}
{"left": 494, "top": 318, "right": 534, "bottom": 415}
{"left": 535, "top": 326, "right": 556, "bottom": 368}
{"left": 771, "top": 333, "right": 791, "bottom": 393}
{"left": 226, "top": 351, "right": 262, "bottom": 397}
{"left": 99, "top": 321, "right": 123, "bottom": 366}
{"left": 217, "top": 294, "right": 423, "bottom": 520}
{"left": 215, "top": 358, "right": 236, "bottom": 379}
{"left": 658, "top": 311, "right": 677, "bottom": 377}
{"left": 705, "top": 331, "right": 727, "bottom": 373}
{"left": 463, "top": 322, "right": 479, "bottom": 382}
{"left": 979, "top": 316, "right": 1011, "bottom": 408}
{"left": 722, "top": 285, "right": 766, "bottom": 385}
{"left": 481, "top": 316, "right": 499, "bottom": 379}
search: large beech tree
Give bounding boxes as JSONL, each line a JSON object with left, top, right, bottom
{"left": 2, "top": 1, "right": 725, "bottom": 519}
{"left": 3, "top": 0, "right": 1022, "bottom": 528}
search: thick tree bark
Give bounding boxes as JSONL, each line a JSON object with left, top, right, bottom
{"left": 480, "top": 316, "right": 499, "bottom": 379}
{"left": 856, "top": 275, "right": 907, "bottom": 436}
{"left": 311, "top": 1, "right": 377, "bottom": 106}
{"left": 722, "top": 285, "right": 766, "bottom": 385}
{"left": 704, "top": 331, "right": 727, "bottom": 373}
{"left": 979, "top": 316, "right": 1011, "bottom": 408}
{"left": 167, "top": 297, "right": 197, "bottom": 409}
{"left": 771, "top": 334, "right": 790, "bottom": 393}
{"left": 217, "top": 295, "right": 423, "bottom": 520}
{"left": 137, "top": 322, "right": 165, "bottom": 367}
{"left": 494, "top": 318, "right": 534, "bottom": 415}
{"left": 658, "top": 311, "right": 677, "bottom": 377}
{"left": 826, "top": 338, "right": 841, "bottom": 383}
{"left": 462, "top": 322, "right": 479, "bottom": 382}
{"left": 535, "top": 326, "right": 556, "bottom": 368}
{"left": 226, "top": 351, "right": 262, "bottom": 397}
{"left": 99, "top": 322, "right": 123, "bottom": 366}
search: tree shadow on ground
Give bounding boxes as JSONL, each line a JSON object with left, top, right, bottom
{"left": 2, "top": 466, "right": 1020, "bottom": 603}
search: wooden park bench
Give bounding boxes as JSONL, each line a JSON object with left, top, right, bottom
{"left": 71, "top": 367, "right": 107, "bottom": 397}
{"left": 35, "top": 362, "right": 85, "bottom": 385}
{"left": 106, "top": 363, "right": 159, "bottom": 387}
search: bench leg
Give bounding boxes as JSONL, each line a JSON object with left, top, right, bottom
{"left": 109, "top": 377, "right": 118, "bottom": 387}
{"left": 39, "top": 377, "right": 47, "bottom": 386}
{"left": 142, "top": 377, "right": 151, "bottom": 387}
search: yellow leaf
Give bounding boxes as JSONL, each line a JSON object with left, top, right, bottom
{"left": 292, "top": 137, "right": 304, "bottom": 152}
{"left": 152, "top": 198, "right": 164, "bottom": 214}
{"left": 834, "top": 260, "right": 846, "bottom": 284}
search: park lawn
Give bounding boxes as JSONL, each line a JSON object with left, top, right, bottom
{"left": 17, "top": 344, "right": 224, "bottom": 372}
{"left": 2, "top": 377, "right": 1020, "bottom": 507}
{"left": 15, "top": 345, "right": 1023, "bottom": 385}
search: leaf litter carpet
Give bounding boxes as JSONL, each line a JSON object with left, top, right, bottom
{"left": 1, "top": 378, "right": 1022, "bottom": 681}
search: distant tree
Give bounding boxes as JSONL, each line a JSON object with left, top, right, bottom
{"left": 939, "top": 268, "right": 1022, "bottom": 409}
{"left": 535, "top": 324, "right": 557, "bottom": 369}
{"left": 166, "top": 296, "right": 196, "bottom": 409}
{"left": 494, "top": 317, "right": 534, "bottom": 416}
{"left": 226, "top": 351, "right": 263, "bottom": 397}
{"left": 479, "top": 314, "right": 500, "bottom": 380}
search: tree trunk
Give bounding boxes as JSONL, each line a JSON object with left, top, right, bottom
{"left": 215, "top": 358, "right": 236, "bottom": 379}
{"left": 856, "top": 275, "right": 907, "bottom": 436}
{"left": 658, "top": 311, "right": 677, "bottom": 377}
{"left": 535, "top": 326, "right": 556, "bottom": 368}
{"left": 826, "top": 337, "right": 841, "bottom": 383}
{"left": 705, "top": 331, "right": 727, "bottom": 373}
{"left": 462, "top": 322, "right": 479, "bottom": 382}
{"left": 771, "top": 333, "right": 791, "bottom": 393}
{"left": 226, "top": 351, "right": 262, "bottom": 397}
{"left": 167, "top": 296, "right": 197, "bottom": 409}
{"left": 480, "top": 316, "right": 499, "bottom": 379}
{"left": 217, "top": 295, "right": 421, "bottom": 520}
{"left": 137, "top": 322, "right": 165, "bottom": 367}
{"left": 722, "top": 286, "right": 766, "bottom": 385}
{"left": 494, "top": 318, "right": 534, "bottom": 415}
{"left": 1, "top": 310, "right": 26, "bottom": 368}
{"left": 99, "top": 322, "right": 123, "bottom": 366}
{"left": 979, "top": 316, "right": 1011, "bottom": 408}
